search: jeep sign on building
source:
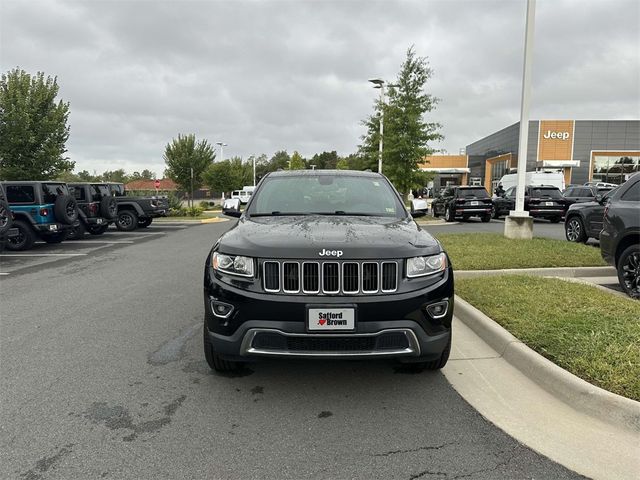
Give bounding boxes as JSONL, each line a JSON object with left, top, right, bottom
{"left": 464, "top": 120, "right": 639, "bottom": 193}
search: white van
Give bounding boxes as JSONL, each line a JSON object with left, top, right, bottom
{"left": 498, "top": 171, "right": 565, "bottom": 192}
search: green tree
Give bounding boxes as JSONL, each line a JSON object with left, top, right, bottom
{"left": 203, "top": 160, "right": 236, "bottom": 196}
{"left": 0, "top": 68, "right": 73, "bottom": 180}
{"left": 163, "top": 134, "right": 215, "bottom": 198}
{"left": 336, "top": 158, "right": 349, "bottom": 170}
{"left": 359, "top": 47, "right": 442, "bottom": 196}
{"left": 310, "top": 151, "right": 338, "bottom": 169}
{"left": 77, "top": 170, "right": 101, "bottom": 182}
{"left": 289, "top": 151, "right": 305, "bottom": 170}
{"left": 102, "top": 169, "right": 130, "bottom": 183}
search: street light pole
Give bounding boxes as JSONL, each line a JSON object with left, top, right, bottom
{"left": 369, "top": 79, "right": 385, "bottom": 174}
{"left": 252, "top": 155, "right": 256, "bottom": 186}
{"left": 505, "top": 0, "right": 536, "bottom": 239}
{"left": 216, "top": 141, "right": 228, "bottom": 200}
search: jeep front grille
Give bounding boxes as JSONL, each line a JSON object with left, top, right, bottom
{"left": 261, "top": 260, "right": 399, "bottom": 295}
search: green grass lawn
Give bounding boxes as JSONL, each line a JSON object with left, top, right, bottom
{"left": 435, "top": 233, "right": 607, "bottom": 270}
{"left": 457, "top": 275, "right": 640, "bottom": 401}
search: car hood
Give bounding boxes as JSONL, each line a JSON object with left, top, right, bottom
{"left": 217, "top": 215, "right": 442, "bottom": 259}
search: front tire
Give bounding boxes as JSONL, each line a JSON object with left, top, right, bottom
{"left": 398, "top": 333, "right": 451, "bottom": 372}
{"left": 6, "top": 220, "right": 35, "bottom": 251}
{"left": 565, "top": 217, "right": 587, "bottom": 243}
{"left": 617, "top": 245, "right": 640, "bottom": 299}
{"left": 444, "top": 207, "right": 453, "bottom": 222}
{"left": 492, "top": 206, "right": 500, "bottom": 219}
{"left": 203, "top": 323, "right": 242, "bottom": 372}
{"left": 116, "top": 210, "right": 138, "bottom": 231}
{"left": 88, "top": 224, "right": 109, "bottom": 235}
{"left": 138, "top": 218, "right": 152, "bottom": 228}
{"left": 66, "top": 221, "right": 86, "bottom": 240}
{"left": 481, "top": 214, "right": 491, "bottom": 223}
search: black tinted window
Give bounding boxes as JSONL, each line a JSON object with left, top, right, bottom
{"left": 41, "top": 183, "right": 69, "bottom": 203}
{"left": 91, "top": 185, "right": 110, "bottom": 201}
{"left": 72, "top": 186, "right": 86, "bottom": 201}
{"left": 6, "top": 185, "right": 35, "bottom": 203}
{"left": 563, "top": 188, "right": 574, "bottom": 197}
{"left": 621, "top": 182, "right": 640, "bottom": 202}
{"left": 530, "top": 188, "right": 562, "bottom": 199}
{"left": 457, "top": 188, "right": 489, "bottom": 199}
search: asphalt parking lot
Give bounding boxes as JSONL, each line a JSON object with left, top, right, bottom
{"left": 1, "top": 220, "right": 584, "bottom": 479}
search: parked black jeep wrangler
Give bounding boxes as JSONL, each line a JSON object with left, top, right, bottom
{"left": 204, "top": 170, "right": 454, "bottom": 373}
{"left": 2, "top": 181, "right": 78, "bottom": 250}
{"left": 67, "top": 183, "right": 118, "bottom": 238}
{"left": 431, "top": 186, "right": 492, "bottom": 222}
{"left": 0, "top": 183, "right": 19, "bottom": 251}
{"left": 106, "top": 182, "right": 169, "bottom": 231}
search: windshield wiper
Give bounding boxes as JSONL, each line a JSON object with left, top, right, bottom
{"left": 331, "top": 211, "right": 378, "bottom": 216}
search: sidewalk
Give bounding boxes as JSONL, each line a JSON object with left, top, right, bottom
{"left": 443, "top": 316, "right": 640, "bottom": 480}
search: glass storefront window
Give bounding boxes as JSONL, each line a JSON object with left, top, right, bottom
{"left": 592, "top": 155, "right": 639, "bottom": 184}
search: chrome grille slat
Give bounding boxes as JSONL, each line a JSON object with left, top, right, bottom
{"left": 302, "top": 262, "right": 320, "bottom": 293}
{"left": 282, "top": 262, "right": 300, "bottom": 293}
{"left": 322, "top": 262, "right": 340, "bottom": 294}
{"left": 262, "top": 260, "right": 398, "bottom": 295}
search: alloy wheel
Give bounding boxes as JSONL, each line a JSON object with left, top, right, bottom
{"left": 621, "top": 252, "right": 640, "bottom": 297}
{"left": 566, "top": 219, "right": 581, "bottom": 241}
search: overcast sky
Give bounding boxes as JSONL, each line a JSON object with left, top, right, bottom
{"left": 1, "top": 0, "right": 639, "bottom": 176}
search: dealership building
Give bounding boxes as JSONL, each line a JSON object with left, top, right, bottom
{"left": 419, "top": 120, "right": 640, "bottom": 193}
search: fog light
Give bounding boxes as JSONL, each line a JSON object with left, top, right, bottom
{"left": 211, "top": 300, "right": 234, "bottom": 319}
{"left": 425, "top": 300, "right": 449, "bottom": 319}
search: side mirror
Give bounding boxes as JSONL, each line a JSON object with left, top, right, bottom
{"left": 222, "top": 198, "right": 242, "bottom": 217}
{"left": 410, "top": 199, "right": 428, "bottom": 218}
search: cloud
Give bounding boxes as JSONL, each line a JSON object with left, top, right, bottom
{"left": 1, "top": 0, "right": 638, "bottom": 175}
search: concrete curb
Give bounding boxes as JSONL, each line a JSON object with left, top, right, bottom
{"left": 454, "top": 295, "right": 640, "bottom": 433}
{"left": 455, "top": 266, "right": 616, "bottom": 279}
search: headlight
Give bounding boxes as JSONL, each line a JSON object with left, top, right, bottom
{"left": 212, "top": 252, "right": 254, "bottom": 277}
{"left": 406, "top": 253, "right": 447, "bottom": 278}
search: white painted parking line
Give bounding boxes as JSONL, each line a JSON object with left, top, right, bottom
{"left": 0, "top": 272, "right": 9, "bottom": 276}
{"left": 65, "top": 240, "right": 135, "bottom": 244}
{"left": 114, "top": 231, "right": 167, "bottom": 235}
{"left": 0, "top": 253, "right": 88, "bottom": 257}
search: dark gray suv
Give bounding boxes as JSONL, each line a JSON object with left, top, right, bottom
{"left": 600, "top": 173, "right": 640, "bottom": 298}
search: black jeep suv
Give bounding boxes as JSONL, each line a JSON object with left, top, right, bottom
{"left": 431, "top": 186, "right": 492, "bottom": 222}
{"left": 2, "top": 181, "right": 78, "bottom": 250}
{"left": 0, "top": 183, "right": 19, "bottom": 250}
{"left": 106, "top": 182, "right": 168, "bottom": 231}
{"left": 492, "top": 185, "right": 566, "bottom": 222}
{"left": 67, "top": 183, "right": 118, "bottom": 238}
{"left": 203, "top": 170, "right": 454, "bottom": 373}
{"left": 600, "top": 173, "right": 640, "bottom": 298}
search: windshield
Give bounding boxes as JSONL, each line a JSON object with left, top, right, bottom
{"left": 530, "top": 187, "right": 562, "bottom": 199}
{"left": 248, "top": 174, "right": 405, "bottom": 217}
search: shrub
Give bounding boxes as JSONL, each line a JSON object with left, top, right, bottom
{"left": 167, "top": 192, "right": 183, "bottom": 210}
{"left": 187, "top": 206, "right": 203, "bottom": 217}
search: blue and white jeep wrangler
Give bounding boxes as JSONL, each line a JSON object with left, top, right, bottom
{"left": 1, "top": 181, "right": 79, "bottom": 251}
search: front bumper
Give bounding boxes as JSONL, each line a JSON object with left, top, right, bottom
{"left": 146, "top": 209, "right": 168, "bottom": 218}
{"left": 204, "top": 267, "right": 454, "bottom": 361}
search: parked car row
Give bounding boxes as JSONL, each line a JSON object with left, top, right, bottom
{"left": 0, "top": 180, "right": 169, "bottom": 251}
